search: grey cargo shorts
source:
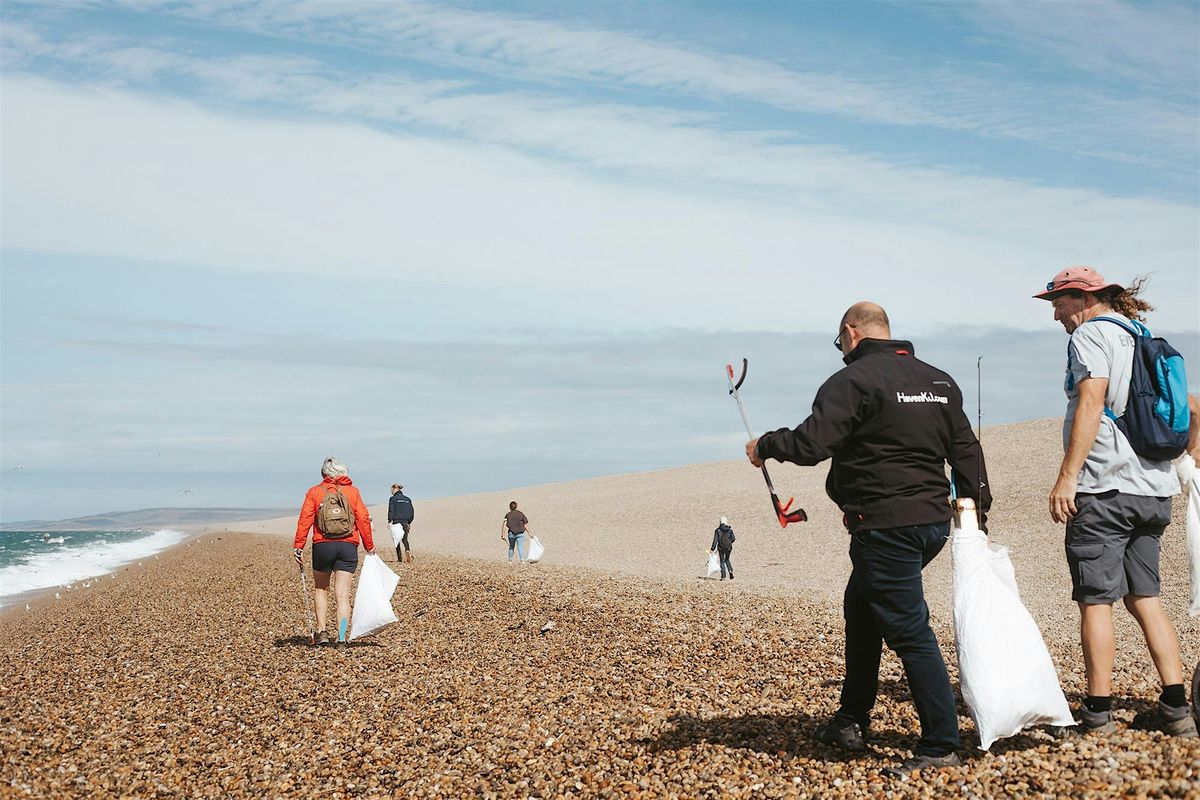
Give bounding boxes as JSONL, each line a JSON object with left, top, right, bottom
{"left": 1065, "top": 490, "right": 1171, "bottom": 604}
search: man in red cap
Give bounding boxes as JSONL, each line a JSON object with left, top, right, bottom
{"left": 1036, "top": 267, "right": 1195, "bottom": 738}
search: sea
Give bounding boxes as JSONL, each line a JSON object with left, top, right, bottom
{"left": 0, "top": 529, "right": 186, "bottom": 608}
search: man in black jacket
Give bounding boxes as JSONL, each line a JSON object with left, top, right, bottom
{"left": 745, "top": 302, "right": 991, "bottom": 778}
{"left": 388, "top": 484, "right": 415, "bottom": 563}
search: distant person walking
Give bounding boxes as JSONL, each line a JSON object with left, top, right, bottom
{"left": 1036, "top": 267, "right": 1196, "bottom": 737}
{"left": 501, "top": 501, "right": 531, "bottom": 563}
{"left": 745, "top": 301, "right": 991, "bottom": 777}
{"left": 294, "top": 458, "right": 375, "bottom": 648}
{"left": 710, "top": 516, "right": 735, "bottom": 580}
{"left": 388, "top": 483, "right": 414, "bottom": 563}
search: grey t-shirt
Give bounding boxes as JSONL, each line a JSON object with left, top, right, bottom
{"left": 1063, "top": 313, "right": 1180, "bottom": 497}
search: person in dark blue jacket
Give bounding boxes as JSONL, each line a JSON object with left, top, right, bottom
{"left": 388, "top": 484, "right": 415, "bottom": 563}
{"left": 710, "top": 516, "right": 735, "bottom": 580}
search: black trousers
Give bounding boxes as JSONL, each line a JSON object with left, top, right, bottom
{"left": 392, "top": 521, "right": 410, "bottom": 559}
{"left": 839, "top": 521, "right": 958, "bottom": 756}
{"left": 717, "top": 548, "right": 733, "bottom": 578}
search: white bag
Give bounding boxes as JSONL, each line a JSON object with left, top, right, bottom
{"left": 527, "top": 535, "right": 545, "bottom": 563}
{"left": 952, "top": 518, "right": 1074, "bottom": 749}
{"left": 1180, "top": 454, "right": 1200, "bottom": 618}
{"left": 349, "top": 553, "right": 400, "bottom": 640}
{"left": 706, "top": 551, "right": 720, "bottom": 578}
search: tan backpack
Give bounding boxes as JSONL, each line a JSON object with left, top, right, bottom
{"left": 317, "top": 487, "right": 354, "bottom": 538}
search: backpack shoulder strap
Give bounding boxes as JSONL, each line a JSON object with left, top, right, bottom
{"left": 1082, "top": 317, "right": 1154, "bottom": 424}
{"left": 1088, "top": 316, "right": 1149, "bottom": 337}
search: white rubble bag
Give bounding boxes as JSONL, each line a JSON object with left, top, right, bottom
{"left": 1179, "top": 454, "right": 1200, "bottom": 618}
{"left": 706, "top": 551, "right": 720, "bottom": 578}
{"left": 951, "top": 500, "right": 1075, "bottom": 749}
{"left": 349, "top": 553, "right": 400, "bottom": 640}
{"left": 527, "top": 535, "right": 545, "bottom": 563}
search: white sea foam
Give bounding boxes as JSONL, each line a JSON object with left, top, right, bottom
{"left": 0, "top": 529, "right": 186, "bottom": 606}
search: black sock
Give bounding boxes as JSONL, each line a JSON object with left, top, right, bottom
{"left": 1161, "top": 684, "right": 1186, "bottom": 708}
{"left": 1083, "top": 695, "right": 1112, "bottom": 713}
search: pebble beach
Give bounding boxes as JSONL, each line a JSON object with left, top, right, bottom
{"left": 3, "top": 419, "right": 1199, "bottom": 798}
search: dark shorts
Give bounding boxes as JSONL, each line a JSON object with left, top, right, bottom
{"left": 312, "top": 541, "right": 358, "bottom": 574}
{"left": 1065, "top": 491, "right": 1170, "bottom": 604}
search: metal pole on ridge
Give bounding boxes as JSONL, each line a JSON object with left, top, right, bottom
{"left": 726, "top": 358, "right": 807, "bottom": 528}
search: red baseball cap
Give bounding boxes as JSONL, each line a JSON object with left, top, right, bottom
{"left": 1034, "top": 265, "right": 1124, "bottom": 300}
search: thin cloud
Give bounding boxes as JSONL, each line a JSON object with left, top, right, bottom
{"left": 113, "top": 0, "right": 1200, "bottom": 166}
{"left": 936, "top": 0, "right": 1199, "bottom": 91}
{"left": 4, "top": 77, "right": 1196, "bottom": 329}
{"left": 5, "top": 9, "right": 1195, "bottom": 183}
{"left": 5, "top": 321, "right": 1196, "bottom": 520}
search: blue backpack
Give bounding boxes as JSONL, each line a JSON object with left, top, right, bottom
{"left": 1087, "top": 317, "right": 1190, "bottom": 461}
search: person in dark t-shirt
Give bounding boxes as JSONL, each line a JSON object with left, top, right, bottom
{"left": 500, "top": 501, "right": 531, "bottom": 563}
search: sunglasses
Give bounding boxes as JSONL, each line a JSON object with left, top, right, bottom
{"left": 833, "top": 324, "right": 849, "bottom": 352}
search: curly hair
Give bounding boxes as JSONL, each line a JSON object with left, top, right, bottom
{"left": 1097, "top": 275, "right": 1154, "bottom": 322}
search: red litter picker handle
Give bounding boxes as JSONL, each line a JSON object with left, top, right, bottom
{"left": 726, "top": 360, "right": 807, "bottom": 528}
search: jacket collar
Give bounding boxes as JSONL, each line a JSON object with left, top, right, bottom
{"left": 843, "top": 338, "right": 915, "bottom": 365}
{"left": 323, "top": 475, "right": 353, "bottom": 486}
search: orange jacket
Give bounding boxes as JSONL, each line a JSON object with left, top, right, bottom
{"left": 294, "top": 476, "right": 375, "bottom": 551}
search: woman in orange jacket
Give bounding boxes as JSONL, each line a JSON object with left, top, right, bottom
{"left": 294, "top": 457, "right": 375, "bottom": 647}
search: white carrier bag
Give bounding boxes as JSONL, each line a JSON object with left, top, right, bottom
{"left": 527, "top": 535, "right": 545, "bottom": 563}
{"left": 951, "top": 500, "right": 1075, "bottom": 749}
{"left": 349, "top": 553, "right": 400, "bottom": 640}
{"left": 706, "top": 551, "right": 720, "bottom": 578}
{"left": 1179, "top": 454, "right": 1200, "bottom": 618}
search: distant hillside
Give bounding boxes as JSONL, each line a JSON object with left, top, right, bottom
{"left": 0, "top": 507, "right": 295, "bottom": 532}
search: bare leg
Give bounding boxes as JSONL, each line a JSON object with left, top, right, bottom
{"left": 334, "top": 570, "right": 353, "bottom": 641}
{"left": 313, "top": 570, "right": 332, "bottom": 632}
{"left": 1079, "top": 602, "right": 1115, "bottom": 696}
{"left": 1123, "top": 594, "right": 1184, "bottom": 685}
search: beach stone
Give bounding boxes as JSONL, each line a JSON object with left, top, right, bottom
{"left": 1, "top": 531, "right": 1196, "bottom": 798}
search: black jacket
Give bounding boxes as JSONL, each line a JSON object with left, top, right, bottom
{"left": 755, "top": 339, "right": 990, "bottom": 534}
{"left": 388, "top": 492, "right": 414, "bottom": 524}
{"left": 711, "top": 524, "right": 735, "bottom": 551}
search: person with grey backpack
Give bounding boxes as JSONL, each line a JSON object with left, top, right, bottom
{"left": 710, "top": 516, "right": 735, "bottom": 580}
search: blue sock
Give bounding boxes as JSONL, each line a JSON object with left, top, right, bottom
{"left": 338, "top": 618, "right": 348, "bottom": 642}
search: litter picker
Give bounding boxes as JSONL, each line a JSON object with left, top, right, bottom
{"left": 295, "top": 557, "right": 317, "bottom": 645}
{"left": 726, "top": 358, "right": 807, "bottom": 528}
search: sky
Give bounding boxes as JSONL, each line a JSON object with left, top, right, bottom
{"left": 1, "top": 0, "right": 1197, "bottom": 522}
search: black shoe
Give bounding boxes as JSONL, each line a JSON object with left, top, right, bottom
{"left": 882, "top": 752, "right": 962, "bottom": 779}
{"left": 812, "top": 712, "right": 866, "bottom": 751}
{"left": 335, "top": 639, "right": 348, "bottom": 651}
{"left": 314, "top": 631, "right": 330, "bottom": 646}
